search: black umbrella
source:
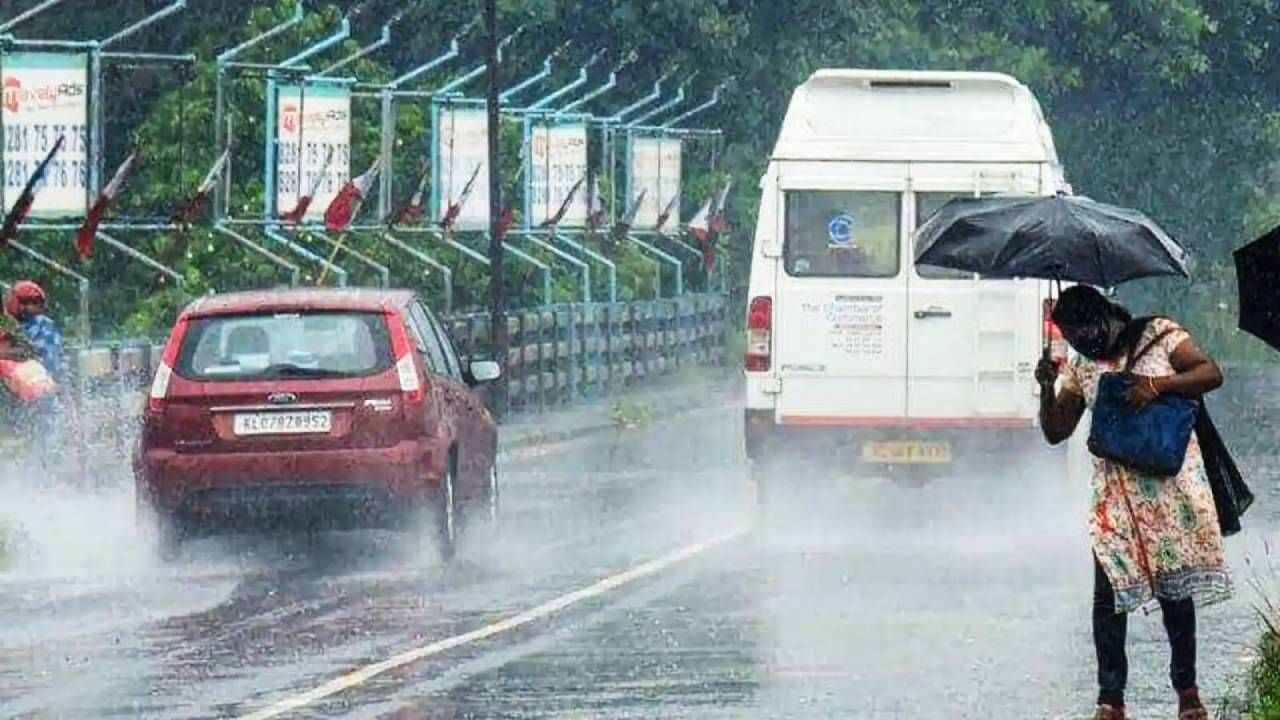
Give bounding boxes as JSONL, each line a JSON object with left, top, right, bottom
{"left": 1234, "top": 224, "right": 1280, "bottom": 352}
{"left": 914, "top": 195, "right": 1190, "bottom": 287}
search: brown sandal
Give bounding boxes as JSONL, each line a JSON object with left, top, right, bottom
{"left": 1177, "top": 688, "right": 1209, "bottom": 719}
{"left": 1093, "top": 705, "right": 1127, "bottom": 720}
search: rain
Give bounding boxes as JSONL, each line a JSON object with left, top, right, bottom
{"left": 2, "top": 2, "right": 1279, "bottom": 719}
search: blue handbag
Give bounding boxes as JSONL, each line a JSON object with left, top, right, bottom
{"left": 1086, "top": 327, "right": 1199, "bottom": 477}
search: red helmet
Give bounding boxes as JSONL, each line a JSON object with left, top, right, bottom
{"left": 6, "top": 280, "right": 46, "bottom": 317}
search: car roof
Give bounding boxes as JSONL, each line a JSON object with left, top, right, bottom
{"left": 182, "top": 288, "right": 418, "bottom": 318}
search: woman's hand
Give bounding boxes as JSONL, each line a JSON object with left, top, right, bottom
{"left": 1034, "top": 356, "right": 1060, "bottom": 387}
{"left": 1126, "top": 374, "right": 1162, "bottom": 409}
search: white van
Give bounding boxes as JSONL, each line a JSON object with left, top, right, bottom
{"left": 744, "top": 69, "right": 1077, "bottom": 488}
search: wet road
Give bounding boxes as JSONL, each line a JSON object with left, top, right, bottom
{"left": 0, "top": 393, "right": 1273, "bottom": 719}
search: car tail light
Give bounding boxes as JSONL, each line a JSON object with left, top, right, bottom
{"left": 148, "top": 315, "right": 190, "bottom": 415}
{"left": 1042, "top": 298, "right": 1068, "bottom": 365}
{"left": 386, "top": 311, "right": 425, "bottom": 404}
{"left": 745, "top": 296, "right": 772, "bottom": 372}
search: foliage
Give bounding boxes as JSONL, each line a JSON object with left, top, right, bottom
{"left": 3, "top": 0, "right": 1280, "bottom": 359}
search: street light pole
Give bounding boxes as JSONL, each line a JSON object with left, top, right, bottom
{"left": 484, "top": 0, "right": 509, "bottom": 416}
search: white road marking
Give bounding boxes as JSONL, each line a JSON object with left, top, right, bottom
{"left": 236, "top": 528, "right": 744, "bottom": 720}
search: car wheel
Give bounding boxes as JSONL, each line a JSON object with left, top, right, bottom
{"left": 434, "top": 457, "right": 458, "bottom": 562}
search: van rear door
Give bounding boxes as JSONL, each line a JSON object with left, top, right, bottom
{"left": 772, "top": 163, "right": 909, "bottom": 423}
{"left": 905, "top": 164, "right": 1045, "bottom": 422}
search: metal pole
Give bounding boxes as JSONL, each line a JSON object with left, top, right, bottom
{"left": 527, "top": 52, "right": 600, "bottom": 112}
{"left": 628, "top": 234, "right": 683, "bottom": 297}
{"left": 300, "top": 228, "right": 391, "bottom": 288}
{"left": 0, "top": 0, "right": 68, "bottom": 34}
{"left": 100, "top": 0, "right": 187, "bottom": 49}
{"left": 663, "top": 83, "right": 724, "bottom": 128}
{"left": 319, "top": 16, "right": 395, "bottom": 76}
{"left": 384, "top": 232, "right": 454, "bottom": 313}
{"left": 485, "top": 0, "right": 508, "bottom": 413}
{"left": 96, "top": 232, "right": 186, "bottom": 285}
{"left": 500, "top": 54, "right": 552, "bottom": 104}
{"left": 265, "top": 225, "right": 349, "bottom": 286}
{"left": 558, "top": 70, "right": 617, "bottom": 115}
{"left": 632, "top": 76, "right": 691, "bottom": 126}
{"left": 215, "top": 2, "right": 306, "bottom": 218}
{"left": 553, "top": 230, "right": 617, "bottom": 302}
{"left": 214, "top": 224, "right": 301, "bottom": 286}
{"left": 512, "top": 231, "right": 591, "bottom": 303}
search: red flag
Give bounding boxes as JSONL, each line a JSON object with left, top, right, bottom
{"left": 709, "top": 179, "right": 732, "bottom": 235}
{"left": 439, "top": 163, "right": 481, "bottom": 235}
{"left": 77, "top": 149, "right": 141, "bottom": 259}
{"left": 654, "top": 190, "right": 680, "bottom": 235}
{"left": 686, "top": 194, "right": 713, "bottom": 245}
{"left": 497, "top": 203, "right": 516, "bottom": 241}
{"left": 1, "top": 136, "right": 65, "bottom": 248}
{"left": 281, "top": 146, "right": 335, "bottom": 224}
{"left": 171, "top": 149, "right": 230, "bottom": 226}
{"left": 323, "top": 156, "right": 382, "bottom": 232}
{"left": 388, "top": 166, "right": 430, "bottom": 227}
{"left": 538, "top": 174, "right": 586, "bottom": 229}
{"left": 610, "top": 188, "right": 646, "bottom": 243}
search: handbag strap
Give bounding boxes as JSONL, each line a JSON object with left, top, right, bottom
{"left": 1123, "top": 324, "right": 1177, "bottom": 372}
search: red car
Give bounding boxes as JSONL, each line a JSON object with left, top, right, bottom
{"left": 133, "top": 288, "right": 501, "bottom": 559}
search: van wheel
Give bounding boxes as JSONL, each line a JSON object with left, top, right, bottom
{"left": 434, "top": 457, "right": 459, "bottom": 562}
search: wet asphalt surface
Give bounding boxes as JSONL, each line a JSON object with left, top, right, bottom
{"left": 1, "top": 389, "right": 1276, "bottom": 719}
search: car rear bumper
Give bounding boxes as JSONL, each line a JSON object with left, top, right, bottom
{"left": 134, "top": 437, "right": 448, "bottom": 517}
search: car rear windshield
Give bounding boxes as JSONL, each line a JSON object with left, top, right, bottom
{"left": 175, "top": 311, "right": 393, "bottom": 381}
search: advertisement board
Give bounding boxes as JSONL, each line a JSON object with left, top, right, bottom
{"left": 275, "top": 84, "right": 351, "bottom": 219}
{"left": 528, "top": 122, "right": 588, "bottom": 227}
{"left": 628, "top": 135, "right": 681, "bottom": 232}
{"left": 1, "top": 52, "right": 90, "bottom": 217}
{"left": 434, "top": 105, "right": 489, "bottom": 230}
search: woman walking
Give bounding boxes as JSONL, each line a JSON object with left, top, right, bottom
{"left": 1035, "top": 285, "right": 1232, "bottom": 720}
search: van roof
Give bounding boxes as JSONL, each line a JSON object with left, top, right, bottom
{"left": 182, "top": 288, "right": 417, "bottom": 318}
{"left": 772, "top": 69, "right": 1060, "bottom": 164}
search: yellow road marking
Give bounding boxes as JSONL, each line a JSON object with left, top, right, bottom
{"left": 237, "top": 529, "right": 743, "bottom": 720}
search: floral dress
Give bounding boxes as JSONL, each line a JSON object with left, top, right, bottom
{"left": 1062, "top": 318, "right": 1233, "bottom": 613}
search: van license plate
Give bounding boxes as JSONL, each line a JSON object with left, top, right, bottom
{"left": 233, "top": 411, "right": 332, "bottom": 436}
{"left": 861, "top": 441, "right": 951, "bottom": 464}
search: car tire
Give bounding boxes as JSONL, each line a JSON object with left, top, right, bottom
{"left": 434, "top": 456, "right": 459, "bottom": 562}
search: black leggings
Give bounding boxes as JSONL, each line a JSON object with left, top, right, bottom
{"left": 1094, "top": 558, "right": 1197, "bottom": 707}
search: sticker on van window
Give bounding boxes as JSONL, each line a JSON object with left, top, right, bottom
{"left": 827, "top": 212, "right": 856, "bottom": 247}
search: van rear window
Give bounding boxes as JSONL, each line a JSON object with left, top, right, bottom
{"left": 784, "top": 191, "right": 900, "bottom": 277}
{"left": 914, "top": 193, "right": 977, "bottom": 280}
{"left": 175, "top": 311, "right": 392, "bottom": 381}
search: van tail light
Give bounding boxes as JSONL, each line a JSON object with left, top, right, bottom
{"left": 386, "top": 311, "right": 425, "bottom": 404}
{"left": 148, "top": 315, "right": 190, "bottom": 415}
{"left": 745, "top": 296, "right": 772, "bottom": 372}
{"left": 1042, "top": 299, "right": 1068, "bottom": 365}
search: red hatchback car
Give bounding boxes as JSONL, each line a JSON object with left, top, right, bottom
{"left": 133, "top": 288, "right": 500, "bottom": 559}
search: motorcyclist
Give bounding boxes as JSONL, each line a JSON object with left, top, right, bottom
{"left": 6, "top": 281, "right": 62, "bottom": 380}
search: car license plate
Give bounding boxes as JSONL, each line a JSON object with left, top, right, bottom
{"left": 861, "top": 441, "right": 952, "bottom": 464}
{"left": 233, "top": 411, "right": 332, "bottom": 436}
